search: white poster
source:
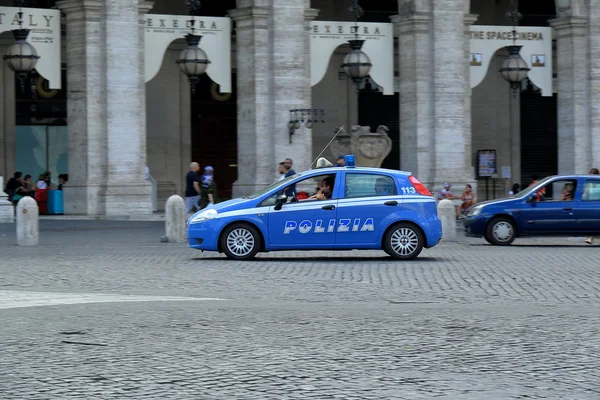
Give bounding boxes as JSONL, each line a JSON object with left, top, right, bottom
{"left": 145, "top": 14, "right": 232, "bottom": 93}
{"left": 310, "top": 21, "right": 394, "bottom": 95}
{"left": 470, "top": 25, "right": 553, "bottom": 96}
{"left": 0, "top": 7, "right": 62, "bottom": 89}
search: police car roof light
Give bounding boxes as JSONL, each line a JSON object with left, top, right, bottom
{"left": 344, "top": 155, "right": 356, "bottom": 167}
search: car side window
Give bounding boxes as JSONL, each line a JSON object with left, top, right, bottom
{"left": 582, "top": 179, "right": 600, "bottom": 201}
{"left": 538, "top": 179, "right": 577, "bottom": 201}
{"left": 344, "top": 173, "right": 397, "bottom": 199}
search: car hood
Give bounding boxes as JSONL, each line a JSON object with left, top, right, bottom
{"left": 474, "top": 197, "right": 519, "bottom": 208}
{"left": 207, "top": 198, "right": 254, "bottom": 213}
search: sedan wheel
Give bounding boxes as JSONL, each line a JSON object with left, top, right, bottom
{"left": 383, "top": 223, "right": 424, "bottom": 260}
{"left": 485, "top": 217, "right": 516, "bottom": 245}
{"left": 221, "top": 224, "right": 261, "bottom": 260}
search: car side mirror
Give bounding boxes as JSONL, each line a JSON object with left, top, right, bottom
{"left": 274, "top": 194, "right": 287, "bottom": 211}
{"left": 527, "top": 194, "right": 537, "bottom": 204}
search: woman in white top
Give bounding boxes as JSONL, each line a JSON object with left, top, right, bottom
{"left": 36, "top": 174, "right": 48, "bottom": 190}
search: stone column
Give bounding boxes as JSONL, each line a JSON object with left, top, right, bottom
{"left": 56, "top": 0, "right": 107, "bottom": 215}
{"left": 230, "top": 1, "right": 275, "bottom": 197}
{"left": 586, "top": 2, "right": 600, "bottom": 169}
{"left": 549, "top": 16, "right": 591, "bottom": 174}
{"left": 391, "top": 11, "right": 434, "bottom": 185}
{"left": 103, "top": 0, "right": 152, "bottom": 215}
{"left": 272, "top": 0, "right": 317, "bottom": 174}
{"left": 430, "top": 0, "right": 474, "bottom": 190}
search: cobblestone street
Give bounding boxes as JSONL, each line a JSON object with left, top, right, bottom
{"left": 1, "top": 220, "right": 599, "bottom": 399}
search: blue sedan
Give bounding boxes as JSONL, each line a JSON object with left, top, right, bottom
{"left": 187, "top": 162, "right": 442, "bottom": 260}
{"left": 464, "top": 175, "right": 600, "bottom": 245}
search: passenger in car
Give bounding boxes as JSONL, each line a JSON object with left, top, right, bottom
{"left": 304, "top": 177, "right": 334, "bottom": 201}
{"left": 559, "top": 183, "right": 574, "bottom": 201}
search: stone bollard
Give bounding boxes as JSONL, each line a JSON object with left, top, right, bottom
{"left": 16, "top": 197, "right": 39, "bottom": 246}
{"left": 437, "top": 199, "right": 457, "bottom": 242}
{"left": 165, "top": 195, "right": 186, "bottom": 243}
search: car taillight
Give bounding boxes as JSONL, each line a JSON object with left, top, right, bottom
{"left": 408, "top": 175, "right": 431, "bottom": 196}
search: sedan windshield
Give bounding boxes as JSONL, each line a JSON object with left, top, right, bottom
{"left": 245, "top": 173, "right": 302, "bottom": 199}
{"left": 513, "top": 176, "right": 553, "bottom": 198}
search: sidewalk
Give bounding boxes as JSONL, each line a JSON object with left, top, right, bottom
{"left": 38, "top": 212, "right": 166, "bottom": 222}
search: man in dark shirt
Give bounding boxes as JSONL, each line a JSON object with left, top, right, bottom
{"left": 304, "top": 176, "right": 334, "bottom": 201}
{"left": 185, "top": 162, "right": 201, "bottom": 214}
{"left": 283, "top": 158, "right": 296, "bottom": 197}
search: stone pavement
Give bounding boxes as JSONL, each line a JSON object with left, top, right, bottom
{"left": 0, "top": 220, "right": 599, "bottom": 399}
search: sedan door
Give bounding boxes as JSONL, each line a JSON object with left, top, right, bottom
{"left": 335, "top": 172, "right": 400, "bottom": 246}
{"left": 577, "top": 178, "right": 600, "bottom": 233}
{"left": 518, "top": 178, "right": 579, "bottom": 234}
{"left": 267, "top": 172, "right": 339, "bottom": 249}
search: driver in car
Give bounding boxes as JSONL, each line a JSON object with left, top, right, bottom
{"left": 303, "top": 177, "right": 334, "bottom": 201}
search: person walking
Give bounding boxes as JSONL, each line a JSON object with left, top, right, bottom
{"left": 200, "top": 166, "right": 216, "bottom": 209}
{"left": 585, "top": 168, "right": 600, "bottom": 245}
{"left": 185, "top": 162, "right": 201, "bottom": 215}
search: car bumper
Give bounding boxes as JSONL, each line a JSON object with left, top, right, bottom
{"left": 463, "top": 216, "right": 487, "bottom": 237}
{"left": 186, "top": 220, "right": 223, "bottom": 251}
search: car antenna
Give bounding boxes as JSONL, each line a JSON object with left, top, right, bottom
{"left": 309, "top": 125, "right": 345, "bottom": 169}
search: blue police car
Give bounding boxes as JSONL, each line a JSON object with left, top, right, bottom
{"left": 464, "top": 174, "right": 600, "bottom": 245}
{"left": 187, "top": 157, "right": 442, "bottom": 260}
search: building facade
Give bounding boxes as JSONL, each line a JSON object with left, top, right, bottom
{"left": 0, "top": 0, "right": 596, "bottom": 215}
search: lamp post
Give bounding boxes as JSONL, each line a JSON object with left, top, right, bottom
{"left": 498, "top": 0, "right": 530, "bottom": 96}
{"left": 3, "top": 1, "right": 41, "bottom": 93}
{"left": 176, "top": 0, "right": 211, "bottom": 94}
{"left": 340, "top": 0, "right": 372, "bottom": 87}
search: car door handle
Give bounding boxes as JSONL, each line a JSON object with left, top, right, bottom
{"left": 563, "top": 207, "right": 572, "bottom": 211}
{"left": 384, "top": 201, "right": 398, "bottom": 206}
{"left": 321, "top": 205, "right": 335, "bottom": 210}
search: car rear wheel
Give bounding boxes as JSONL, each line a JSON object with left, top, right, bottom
{"left": 383, "top": 223, "right": 424, "bottom": 260}
{"left": 485, "top": 217, "right": 516, "bottom": 245}
{"left": 221, "top": 223, "right": 261, "bottom": 260}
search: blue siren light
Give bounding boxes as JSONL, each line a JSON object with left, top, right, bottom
{"left": 345, "top": 155, "right": 356, "bottom": 167}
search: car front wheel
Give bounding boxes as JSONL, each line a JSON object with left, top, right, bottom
{"left": 485, "top": 217, "right": 516, "bottom": 245}
{"left": 221, "top": 223, "right": 261, "bottom": 260}
{"left": 383, "top": 223, "right": 424, "bottom": 260}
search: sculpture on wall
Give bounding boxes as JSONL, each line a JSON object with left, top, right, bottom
{"left": 330, "top": 125, "right": 393, "bottom": 168}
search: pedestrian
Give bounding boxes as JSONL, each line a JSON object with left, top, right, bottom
{"left": 278, "top": 162, "right": 286, "bottom": 181}
{"left": 284, "top": 158, "right": 296, "bottom": 178}
{"left": 200, "top": 166, "right": 216, "bottom": 209}
{"left": 460, "top": 184, "right": 477, "bottom": 214}
{"left": 508, "top": 183, "right": 520, "bottom": 197}
{"left": 185, "top": 162, "right": 201, "bottom": 215}
{"left": 283, "top": 158, "right": 296, "bottom": 197}
{"left": 335, "top": 155, "right": 345, "bottom": 167}
{"left": 585, "top": 168, "right": 600, "bottom": 245}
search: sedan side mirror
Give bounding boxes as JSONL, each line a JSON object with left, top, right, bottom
{"left": 274, "top": 194, "right": 287, "bottom": 211}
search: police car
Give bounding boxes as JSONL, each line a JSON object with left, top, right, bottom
{"left": 187, "top": 156, "right": 442, "bottom": 260}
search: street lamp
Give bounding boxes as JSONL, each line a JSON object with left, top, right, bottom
{"left": 3, "top": 2, "right": 41, "bottom": 92}
{"left": 340, "top": 0, "right": 372, "bottom": 87}
{"left": 176, "top": 0, "right": 211, "bottom": 94}
{"left": 498, "top": 0, "right": 529, "bottom": 96}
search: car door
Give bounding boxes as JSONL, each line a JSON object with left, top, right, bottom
{"left": 577, "top": 178, "right": 600, "bottom": 232}
{"left": 267, "top": 172, "right": 339, "bottom": 248}
{"left": 518, "top": 178, "right": 579, "bottom": 234}
{"left": 335, "top": 171, "right": 400, "bottom": 246}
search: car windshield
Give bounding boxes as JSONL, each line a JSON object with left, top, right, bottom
{"left": 244, "top": 173, "right": 302, "bottom": 199}
{"left": 513, "top": 176, "right": 553, "bottom": 198}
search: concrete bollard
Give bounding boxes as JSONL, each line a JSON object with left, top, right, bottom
{"left": 0, "top": 176, "right": 15, "bottom": 223}
{"left": 437, "top": 199, "right": 457, "bottom": 242}
{"left": 165, "top": 195, "right": 186, "bottom": 243}
{"left": 16, "top": 196, "right": 39, "bottom": 246}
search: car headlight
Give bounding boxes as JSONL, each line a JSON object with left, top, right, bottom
{"left": 468, "top": 205, "right": 483, "bottom": 217}
{"left": 190, "top": 209, "right": 218, "bottom": 224}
